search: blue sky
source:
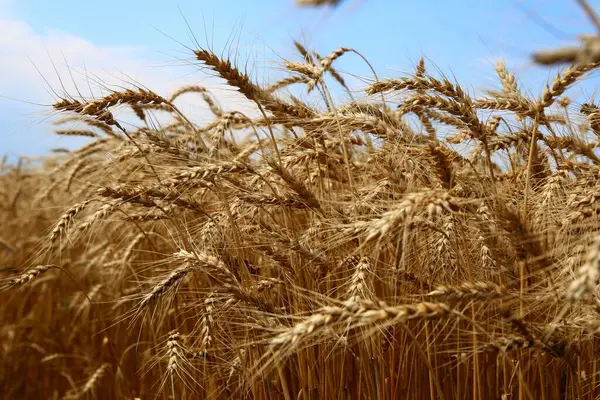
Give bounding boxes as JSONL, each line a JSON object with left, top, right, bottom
{"left": 0, "top": 0, "right": 598, "bottom": 157}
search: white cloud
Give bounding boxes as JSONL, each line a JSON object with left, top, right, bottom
{"left": 0, "top": 22, "right": 144, "bottom": 97}
{"left": 0, "top": 10, "right": 259, "bottom": 156}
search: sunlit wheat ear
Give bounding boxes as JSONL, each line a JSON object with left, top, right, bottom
{"left": 164, "top": 161, "right": 247, "bottom": 187}
{"left": 580, "top": 102, "right": 600, "bottom": 137}
{"left": 341, "top": 190, "right": 460, "bottom": 243}
{"left": 284, "top": 61, "right": 321, "bottom": 80}
{"left": 173, "top": 249, "right": 237, "bottom": 283}
{"left": 270, "top": 300, "right": 459, "bottom": 349}
{"left": 155, "top": 330, "right": 198, "bottom": 396}
{"left": 138, "top": 263, "right": 196, "bottom": 309}
{"left": 166, "top": 330, "right": 183, "bottom": 376}
{"left": 494, "top": 61, "right": 519, "bottom": 96}
{"left": 49, "top": 200, "right": 92, "bottom": 245}
{"left": 293, "top": 40, "right": 314, "bottom": 64}
{"left": 426, "top": 282, "right": 507, "bottom": 301}
{"left": 314, "top": 52, "right": 352, "bottom": 93}
{"left": 198, "top": 295, "right": 216, "bottom": 356}
{"left": 346, "top": 257, "right": 372, "bottom": 301}
{"left": 81, "top": 88, "right": 170, "bottom": 117}
{"left": 539, "top": 63, "right": 600, "bottom": 109}
{"left": 195, "top": 48, "right": 315, "bottom": 118}
{"left": 74, "top": 201, "right": 120, "bottom": 237}
{"left": 54, "top": 98, "right": 118, "bottom": 126}
{"left": 194, "top": 49, "right": 263, "bottom": 102}
{"left": 410, "top": 59, "right": 436, "bottom": 138}
{"left": 5, "top": 265, "right": 57, "bottom": 288}
{"left": 286, "top": 47, "right": 353, "bottom": 93}
{"left": 566, "top": 235, "right": 600, "bottom": 303}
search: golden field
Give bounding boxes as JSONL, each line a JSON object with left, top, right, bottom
{"left": 3, "top": 1, "right": 600, "bottom": 398}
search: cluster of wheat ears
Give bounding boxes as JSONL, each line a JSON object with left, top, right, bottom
{"left": 4, "top": 4, "right": 600, "bottom": 400}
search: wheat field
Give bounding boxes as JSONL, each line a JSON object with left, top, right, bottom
{"left": 3, "top": 2, "right": 600, "bottom": 399}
